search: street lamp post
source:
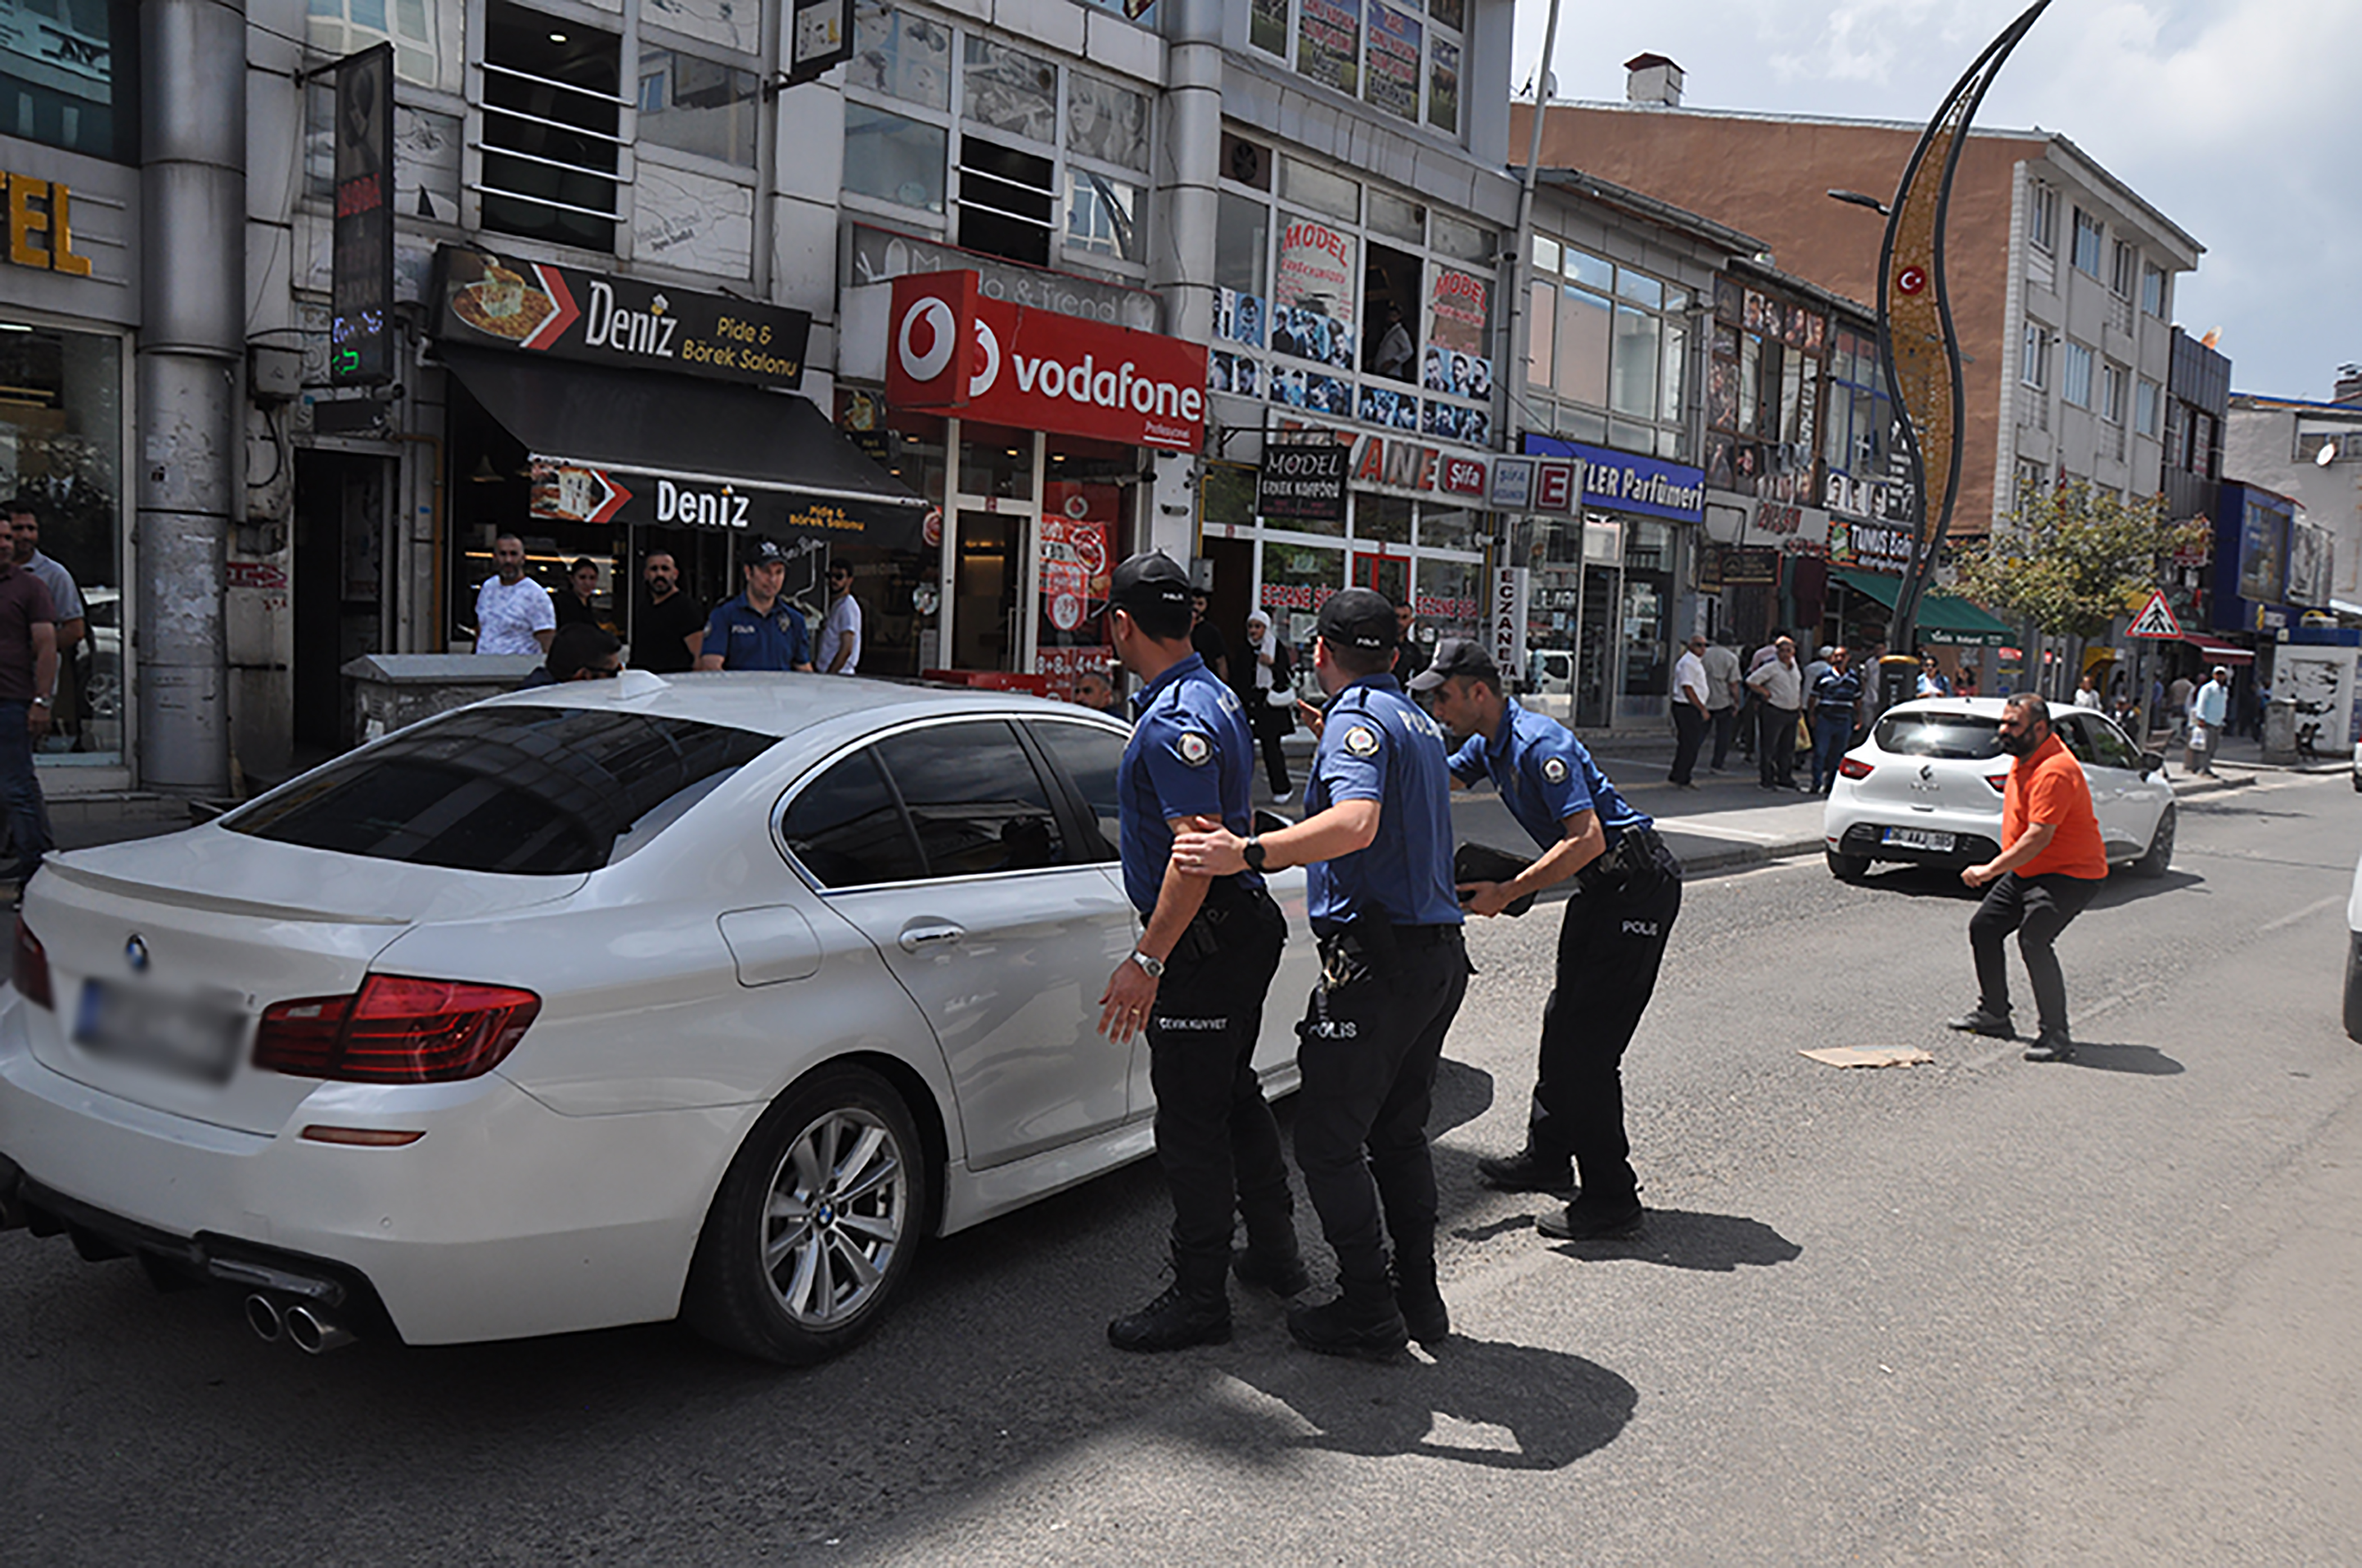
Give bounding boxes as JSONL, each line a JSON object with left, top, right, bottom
{"left": 1858, "top": 0, "right": 2053, "bottom": 715}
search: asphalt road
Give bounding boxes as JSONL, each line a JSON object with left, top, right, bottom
{"left": 3, "top": 772, "right": 2356, "bottom": 1565}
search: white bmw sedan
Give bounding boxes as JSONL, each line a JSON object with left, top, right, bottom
{"left": 1822, "top": 697, "right": 2176, "bottom": 882}
{"left": 0, "top": 675, "right": 1311, "bottom": 1364}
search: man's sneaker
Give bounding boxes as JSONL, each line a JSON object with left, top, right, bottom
{"left": 1232, "top": 1246, "right": 1312, "bottom": 1298}
{"left": 1476, "top": 1149, "right": 1575, "bottom": 1194}
{"left": 1107, "top": 1282, "right": 1231, "bottom": 1352}
{"left": 1945, "top": 1009, "right": 2014, "bottom": 1039}
{"left": 1392, "top": 1274, "right": 1449, "bottom": 1345}
{"left": 1286, "top": 1292, "right": 1409, "bottom": 1361}
{"left": 1538, "top": 1194, "right": 1645, "bottom": 1241}
{"left": 2023, "top": 1031, "right": 2076, "bottom": 1063}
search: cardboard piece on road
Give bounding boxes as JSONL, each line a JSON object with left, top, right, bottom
{"left": 1799, "top": 1045, "right": 1936, "bottom": 1069}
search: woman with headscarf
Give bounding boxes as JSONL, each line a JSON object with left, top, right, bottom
{"left": 1238, "top": 609, "right": 1296, "bottom": 803}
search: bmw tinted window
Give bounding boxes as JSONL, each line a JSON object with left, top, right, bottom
{"left": 1029, "top": 719, "right": 1124, "bottom": 862}
{"left": 781, "top": 749, "right": 927, "bottom": 888}
{"left": 875, "top": 722, "right": 1065, "bottom": 877}
{"left": 226, "top": 706, "right": 777, "bottom": 874}
{"left": 1874, "top": 712, "right": 2002, "bottom": 761}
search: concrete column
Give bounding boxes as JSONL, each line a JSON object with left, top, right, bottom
{"left": 1153, "top": 0, "right": 1223, "bottom": 347}
{"left": 136, "top": 0, "right": 246, "bottom": 794}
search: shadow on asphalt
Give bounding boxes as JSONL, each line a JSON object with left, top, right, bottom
{"left": 1225, "top": 1336, "right": 1637, "bottom": 1471}
{"left": 1858, "top": 864, "right": 2205, "bottom": 908}
{"left": 2057, "top": 1041, "right": 2185, "bottom": 1076}
{"left": 1428, "top": 1055, "right": 1495, "bottom": 1139}
{"left": 1539, "top": 1208, "right": 1805, "bottom": 1273}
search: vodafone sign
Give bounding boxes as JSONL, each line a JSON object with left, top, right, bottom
{"left": 887, "top": 270, "right": 1207, "bottom": 451}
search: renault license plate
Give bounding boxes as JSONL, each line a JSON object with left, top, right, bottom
{"left": 1882, "top": 827, "right": 1956, "bottom": 852}
{"left": 74, "top": 978, "right": 245, "bottom": 1085}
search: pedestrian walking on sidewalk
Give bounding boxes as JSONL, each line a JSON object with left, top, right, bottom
{"left": 1808, "top": 648, "right": 1861, "bottom": 794}
{"left": 1174, "top": 590, "right": 1467, "bottom": 1359}
{"left": 1948, "top": 694, "right": 2107, "bottom": 1063}
{"left": 1747, "top": 636, "right": 1804, "bottom": 789}
{"left": 1669, "top": 634, "right": 1710, "bottom": 788}
{"left": 1414, "top": 639, "right": 1682, "bottom": 1243}
{"left": 2188, "top": 666, "right": 2230, "bottom": 776}
{"left": 1098, "top": 553, "right": 1304, "bottom": 1353}
{"left": 1702, "top": 634, "right": 1743, "bottom": 771}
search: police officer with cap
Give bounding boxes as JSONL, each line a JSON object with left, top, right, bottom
{"left": 696, "top": 537, "right": 815, "bottom": 672}
{"left": 1174, "top": 586, "right": 1466, "bottom": 1358}
{"left": 1413, "top": 637, "right": 1682, "bottom": 1240}
{"left": 1099, "top": 552, "right": 1306, "bottom": 1353}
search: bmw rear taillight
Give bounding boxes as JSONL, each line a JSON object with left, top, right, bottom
{"left": 12, "top": 917, "right": 49, "bottom": 1010}
{"left": 1837, "top": 757, "right": 1875, "bottom": 780}
{"left": 254, "top": 976, "right": 541, "bottom": 1083}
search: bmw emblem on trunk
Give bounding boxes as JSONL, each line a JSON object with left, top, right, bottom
{"left": 124, "top": 934, "right": 150, "bottom": 973}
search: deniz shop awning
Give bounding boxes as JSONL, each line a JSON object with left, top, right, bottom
{"left": 1829, "top": 568, "right": 2016, "bottom": 647}
{"left": 441, "top": 345, "right": 927, "bottom": 550}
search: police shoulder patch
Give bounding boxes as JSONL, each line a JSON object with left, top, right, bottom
{"left": 1342, "top": 725, "right": 1382, "bottom": 758}
{"left": 1541, "top": 754, "right": 1570, "bottom": 784}
{"left": 1176, "top": 731, "right": 1212, "bottom": 766}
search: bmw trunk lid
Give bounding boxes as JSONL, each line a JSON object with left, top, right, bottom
{"left": 12, "top": 828, "right": 583, "bottom": 1136}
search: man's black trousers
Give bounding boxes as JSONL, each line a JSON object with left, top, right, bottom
{"left": 1669, "top": 704, "right": 1705, "bottom": 785}
{"left": 1968, "top": 870, "right": 2100, "bottom": 1037}
{"left": 1292, "top": 928, "right": 1470, "bottom": 1288}
{"left": 1145, "top": 884, "right": 1293, "bottom": 1279}
{"left": 1758, "top": 705, "right": 1798, "bottom": 787}
{"left": 1526, "top": 844, "right": 1683, "bottom": 1205}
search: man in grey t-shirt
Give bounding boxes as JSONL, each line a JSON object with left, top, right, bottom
{"left": 1701, "top": 635, "right": 1743, "bottom": 772}
{"left": 10, "top": 500, "right": 84, "bottom": 745}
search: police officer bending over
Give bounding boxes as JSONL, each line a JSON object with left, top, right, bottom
{"left": 1175, "top": 588, "right": 1467, "bottom": 1359}
{"left": 1099, "top": 553, "right": 1306, "bottom": 1353}
{"left": 1414, "top": 639, "right": 1682, "bottom": 1240}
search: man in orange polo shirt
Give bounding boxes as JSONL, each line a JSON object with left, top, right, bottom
{"left": 1948, "top": 694, "right": 2109, "bottom": 1062}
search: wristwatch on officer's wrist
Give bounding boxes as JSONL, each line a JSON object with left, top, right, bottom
{"left": 1129, "top": 950, "right": 1165, "bottom": 980}
{"left": 29, "top": 697, "right": 48, "bottom": 708}
{"left": 1243, "top": 835, "right": 1267, "bottom": 872}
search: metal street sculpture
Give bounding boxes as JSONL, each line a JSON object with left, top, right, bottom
{"left": 1876, "top": 0, "right": 2053, "bottom": 677}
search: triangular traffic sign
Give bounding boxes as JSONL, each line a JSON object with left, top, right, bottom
{"left": 2126, "top": 591, "right": 2183, "bottom": 639}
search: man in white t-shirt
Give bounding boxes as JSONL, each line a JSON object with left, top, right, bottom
{"left": 473, "top": 533, "right": 555, "bottom": 655}
{"left": 1669, "top": 633, "right": 1710, "bottom": 788}
{"left": 817, "top": 560, "right": 862, "bottom": 674}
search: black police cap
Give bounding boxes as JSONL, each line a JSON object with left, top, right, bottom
{"left": 1408, "top": 636, "right": 1496, "bottom": 692}
{"left": 746, "top": 537, "right": 789, "bottom": 565}
{"left": 1315, "top": 587, "right": 1399, "bottom": 652}
{"left": 1108, "top": 551, "right": 1193, "bottom": 615}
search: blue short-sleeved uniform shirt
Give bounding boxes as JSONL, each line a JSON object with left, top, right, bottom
{"left": 1306, "top": 674, "right": 1463, "bottom": 932}
{"left": 1117, "top": 653, "right": 1261, "bottom": 915}
{"left": 1447, "top": 697, "right": 1651, "bottom": 854}
{"left": 700, "top": 594, "right": 811, "bottom": 671}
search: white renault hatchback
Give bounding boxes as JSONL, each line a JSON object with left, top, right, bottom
{"left": 1823, "top": 697, "right": 2176, "bottom": 882}
{"left": 0, "top": 675, "right": 1312, "bottom": 1364}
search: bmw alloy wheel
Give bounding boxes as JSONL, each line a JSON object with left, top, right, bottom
{"left": 760, "top": 1107, "right": 910, "bottom": 1328}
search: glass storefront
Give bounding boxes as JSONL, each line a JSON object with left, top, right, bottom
{"left": 0, "top": 318, "right": 127, "bottom": 767}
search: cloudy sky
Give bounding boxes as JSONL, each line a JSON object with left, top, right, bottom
{"left": 1511, "top": 0, "right": 2360, "bottom": 401}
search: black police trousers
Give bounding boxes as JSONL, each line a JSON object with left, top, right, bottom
{"left": 1292, "top": 927, "right": 1471, "bottom": 1289}
{"left": 1145, "top": 883, "right": 1293, "bottom": 1281}
{"left": 1526, "top": 842, "right": 1683, "bottom": 1205}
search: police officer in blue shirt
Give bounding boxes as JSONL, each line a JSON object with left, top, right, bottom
{"left": 1413, "top": 638, "right": 1683, "bottom": 1241}
{"left": 1175, "top": 588, "right": 1467, "bottom": 1358}
{"left": 1097, "top": 553, "right": 1304, "bottom": 1354}
{"left": 696, "top": 537, "right": 814, "bottom": 671}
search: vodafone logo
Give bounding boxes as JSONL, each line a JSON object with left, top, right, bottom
{"left": 896, "top": 296, "right": 956, "bottom": 383}
{"left": 968, "top": 319, "right": 1000, "bottom": 398}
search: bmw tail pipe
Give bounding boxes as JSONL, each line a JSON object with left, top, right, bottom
{"left": 244, "top": 1293, "right": 285, "bottom": 1344}
{"left": 285, "top": 1304, "right": 355, "bottom": 1355}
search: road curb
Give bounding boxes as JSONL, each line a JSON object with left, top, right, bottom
{"left": 1676, "top": 836, "right": 1826, "bottom": 879}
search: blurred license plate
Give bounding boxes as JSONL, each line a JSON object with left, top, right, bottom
{"left": 1882, "top": 828, "right": 1956, "bottom": 851}
{"left": 74, "top": 978, "right": 245, "bottom": 1085}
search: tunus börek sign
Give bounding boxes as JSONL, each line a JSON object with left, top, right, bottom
{"left": 887, "top": 269, "right": 1207, "bottom": 451}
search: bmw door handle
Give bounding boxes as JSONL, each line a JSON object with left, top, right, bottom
{"left": 899, "top": 922, "right": 966, "bottom": 952}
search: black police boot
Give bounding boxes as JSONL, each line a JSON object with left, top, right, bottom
{"left": 1232, "top": 1245, "right": 1313, "bottom": 1298}
{"left": 1391, "top": 1257, "right": 1449, "bottom": 1345}
{"left": 1287, "top": 1277, "right": 1409, "bottom": 1361}
{"left": 1475, "top": 1147, "right": 1575, "bottom": 1194}
{"left": 1108, "top": 1258, "right": 1232, "bottom": 1353}
{"left": 1538, "top": 1190, "right": 1645, "bottom": 1241}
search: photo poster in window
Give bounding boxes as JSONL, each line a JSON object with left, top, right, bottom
{"left": 1209, "top": 351, "right": 1263, "bottom": 399}
{"left": 1423, "top": 401, "right": 1489, "bottom": 446}
{"left": 2237, "top": 498, "right": 2287, "bottom": 604}
{"left": 1743, "top": 290, "right": 1775, "bottom": 336}
{"left": 1715, "top": 276, "right": 1745, "bottom": 324}
{"left": 1213, "top": 287, "right": 1266, "bottom": 348}
{"left": 1250, "top": 0, "right": 1289, "bottom": 55}
{"left": 1427, "top": 38, "right": 1459, "bottom": 129}
{"left": 1037, "top": 499, "right": 1114, "bottom": 693}
{"left": 1708, "top": 357, "right": 1741, "bottom": 432}
{"left": 1365, "top": 4, "right": 1421, "bottom": 121}
{"left": 1273, "top": 216, "right": 1357, "bottom": 370}
{"left": 1359, "top": 385, "right": 1419, "bottom": 432}
{"left": 1426, "top": 266, "right": 1490, "bottom": 399}
{"left": 1297, "top": 0, "right": 1363, "bottom": 95}
{"left": 1268, "top": 366, "right": 1350, "bottom": 415}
